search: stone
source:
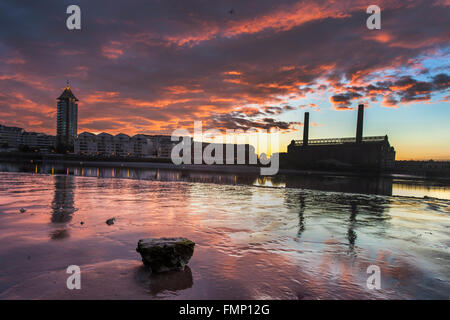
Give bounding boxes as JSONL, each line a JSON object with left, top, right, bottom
{"left": 136, "top": 237, "right": 195, "bottom": 273}
{"left": 106, "top": 218, "right": 115, "bottom": 225}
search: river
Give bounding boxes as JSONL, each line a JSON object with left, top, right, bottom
{"left": 0, "top": 162, "right": 449, "bottom": 299}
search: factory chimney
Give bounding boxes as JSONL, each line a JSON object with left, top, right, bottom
{"left": 303, "top": 112, "right": 309, "bottom": 146}
{"left": 356, "top": 104, "right": 364, "bottom": 143}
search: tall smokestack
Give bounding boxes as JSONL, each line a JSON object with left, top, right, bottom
{"left": 303, "top": 112, "right": 309, "bottom": 146}
{"left": 356, "top": 104, "right": 364, "bottom": 143}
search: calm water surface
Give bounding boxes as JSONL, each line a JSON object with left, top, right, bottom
{"left": 0, "top": 164, "right": 449, "bottom": 299}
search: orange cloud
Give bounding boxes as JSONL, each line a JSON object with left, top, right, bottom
{"left": 165, "top": 86, "right": 204, "bottom": 95}
{"left": 101, "top": 41, "right": 124, "bottom": 59}
{"left": 224, "top": 71, "right": 242, "bottom": 76}
{"left": 364, "top": 32, "right": 392, "bottom": 44}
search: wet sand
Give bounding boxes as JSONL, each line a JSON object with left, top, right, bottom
{"left": 0, "top": 171, "right": 449, "bottom": 299}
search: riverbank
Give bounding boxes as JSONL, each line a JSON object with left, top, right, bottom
{"left": 1, "top": 152, "right": 449, "bottom": 183}
{"left": 2, "top": 161, "right": 450, "bottom": 199}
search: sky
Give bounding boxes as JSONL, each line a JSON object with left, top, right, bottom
{"left": 0, "top": 0, "right": 449, "bottom": 160}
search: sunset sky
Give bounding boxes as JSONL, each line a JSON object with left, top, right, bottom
{"left": 0, "top": 0, "right": 449, "bottom": 160}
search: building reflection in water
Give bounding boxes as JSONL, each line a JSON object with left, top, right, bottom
{"left": 72, "top": 166, "right": 393, "bottom": 197}
{"left": 3, "top": 161, "right": 450, "bottom": 199}
{"left": 348, "top": 202, "right": 357, "bottom": 252}
{"left": 50, "top": 175, "right": 77, "bottom": 240}
{"left": 287, "top": 190, "right": 391, "bottom": 252}
{"left": 298, "top": 193, "right": 306, "bottom": 238}
{"left": 284, "top": 174, "right": 393, "bottom": 196}
{"left": 6, "top": 161, "right": 444, "bottom": 199}
{"left": 72, "top": 166, "right": 259, "bottom": 186}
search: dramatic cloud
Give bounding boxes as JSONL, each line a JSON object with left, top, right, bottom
{"left": 211, "top": 113, "right": 302, "bottom": 131}
{"left": 330, "top": 92, "right": 362, "bottom": 110}
{"left": 0, "top": 0, "right": 449, "bottom": 136}
{"left": 331, "top": 73, "right": 450, "bottom": 108}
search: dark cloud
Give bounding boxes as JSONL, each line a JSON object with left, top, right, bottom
{"left": 211, "top": 114, "right": 301, "bottom": 131}
{"left": 432, "top": 73, "right": 450, "bottom": 90}
{"left": 335, "top": 73, "right": 450, "bottom": 108}
{"left": 330, "top": 92, "right": 362, "bottom": 109}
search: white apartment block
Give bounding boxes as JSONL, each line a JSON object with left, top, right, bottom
{"left": 0, "top": 124, "right": 56, "bottom": 152}
{"left": 74, "top": 132, "right": 178, "bottom": 158}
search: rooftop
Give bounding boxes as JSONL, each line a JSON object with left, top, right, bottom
{"left": 57, "top": 85, "right": 78, "bottom": 101}
{"left": 291, "top": 136, "right": 387, "bottom": 146}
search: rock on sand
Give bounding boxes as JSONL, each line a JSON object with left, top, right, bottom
{"left": 136, "top": 237, "right": 195, "bottom": 273}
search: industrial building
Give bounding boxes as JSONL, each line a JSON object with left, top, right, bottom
{"left": 285, "top": 104, "right": 396, "bottom": 171}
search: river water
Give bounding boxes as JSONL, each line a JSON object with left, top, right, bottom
{"left": 0, "top": 162, "right": 449, "bottom": 299}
